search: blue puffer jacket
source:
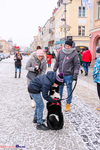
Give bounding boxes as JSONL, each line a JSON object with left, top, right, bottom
{"left": 28, "top": 71, "right": 56, "bottom": 102}
{"left": 93, "top": 57, "right": 100, "bottom": 83}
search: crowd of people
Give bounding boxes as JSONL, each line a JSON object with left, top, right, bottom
{"left": 13, "top": 40, "right": 100, "bottom": 131}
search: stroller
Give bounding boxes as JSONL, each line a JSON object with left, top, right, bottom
{"left": 47, "top": 98, "right": 64, "bottom": 130}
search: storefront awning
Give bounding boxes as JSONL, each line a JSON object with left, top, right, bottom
{"left": 55, "top": 41, "right": 65, "bottom": 45}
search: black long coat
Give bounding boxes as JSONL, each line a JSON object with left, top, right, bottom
{"left": 14, "top": 54, "right": 22, "bottom": 67}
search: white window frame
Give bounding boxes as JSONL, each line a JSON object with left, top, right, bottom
{"left": 78, "top": 25, "right": 86, "bottom": 36}
{"left": 97, "top": 1, "right": 100, "bottom": 20}
{"left": 78, "top": 6, "right": 86, "bottom": 17}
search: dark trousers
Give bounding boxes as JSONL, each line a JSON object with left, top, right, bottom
{"left": 97, "top": 83, "right": 100, "bottom": 99}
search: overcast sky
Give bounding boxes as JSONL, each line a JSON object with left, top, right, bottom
{"left": 0, "top": 0, "right": 57, "bottom": 47}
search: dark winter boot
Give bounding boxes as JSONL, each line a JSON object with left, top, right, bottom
{"left": 85, "top": 72, "right": 88, "bottom": 76}
{"left": 33, "top": 118, "right": 45, "bottom": 123}
{"left": 36, "top": 123, "right": 49, "bottom": 130}
{"left": 81, "top": 70, "right": 83, "bottom": 74}
{"left": 19, "top": 73, "right": 21, "bottom": 78}
{"left": 15, "top": 72, "right": 17, "bottom": 78}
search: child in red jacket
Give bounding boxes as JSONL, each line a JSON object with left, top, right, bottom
{"left": 47, "top": 52, "right": 52, "bottom": 67}
{"left": 81, "top": 49, "right": 92, "bottom": 76}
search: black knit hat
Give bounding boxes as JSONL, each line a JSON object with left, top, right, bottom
{"left": 65, "top": 40, "right": 73, "bottom": 47}
{"left": 96, "top": 47, "right": 100, "bottom": 53}
{"left": 55, "top": 73, "right": 64, "bottom": 85}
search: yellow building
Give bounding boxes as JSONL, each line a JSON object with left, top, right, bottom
{"left": 0, "top": 40, "right": 11, "bottom": 53}
{"left": 31, "top": 27, "right": 42, "bottom": 51}
{"left": 54, "top": 0, "right": 90, "bottom": 49}
{"left": 32, "top": 36, "right": 38, "bottom": 51}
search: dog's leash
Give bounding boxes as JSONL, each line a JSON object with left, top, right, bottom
{"left": 59, "top": 80, "right": 77, "bottom": 101}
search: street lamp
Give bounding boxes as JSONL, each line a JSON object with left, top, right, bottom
{"left": 61, "top": 0, "right": 73, "bottom": 40}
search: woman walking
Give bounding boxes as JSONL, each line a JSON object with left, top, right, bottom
{"left": 14, "top": 50, "right": 22, "bottom": 78}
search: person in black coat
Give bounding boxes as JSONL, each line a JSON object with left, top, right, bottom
{"left": 14, "top": 50, "right": 22, "bottom": 78}
{"left": 28, "top": 71, "right": 64, "bottom": 130}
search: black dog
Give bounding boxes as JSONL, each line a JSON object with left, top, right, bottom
{"left": 47, "top": 87, "right": 64, "bottom": 130}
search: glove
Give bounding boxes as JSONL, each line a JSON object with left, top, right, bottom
{"left": 34, "top": 65, "right": 39, "bottom": 71}
{"left": 34, "top": 65, "right": 40, "bottom": 73}
{"left": 73, "top": 74, "right": 78, "bottom": 81}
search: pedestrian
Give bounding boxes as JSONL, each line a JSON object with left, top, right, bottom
{"left": 78, "top": 51, "right": 83, "bottom": 74}
{"left": 93, "top": 47, "right": 100, "bottom": 111}
{"left": 28, "top": 71, "right": 64, "bottom": 130}
{"left": 53, "top": 39, "right": 80, "bottom": 111}
{"left": 81, "top": 48, "right": 92, "bottom": 76}
{"left": 37, "top": 45, "right": 42, "bottom": 50}
{"left": 46, "top": 52, "right": 52, "bottom": 68}
{"left": 14, "top": 50, "right": 22, "bottom": 78}
{"left": 69, "top": 38, "right": 75, "bottom": 48}
{"left": 43, "top": 49, "right": 47, "bottom": 57}
{"left": 26, "top": 49, "right": 47, "bottom": 108}
{"left": 52, "top": 51, "right": 56, "bottom": 58}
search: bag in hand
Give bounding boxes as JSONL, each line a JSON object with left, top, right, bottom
{"left": 26, "top": 71, "right": 37, "bottom": 80}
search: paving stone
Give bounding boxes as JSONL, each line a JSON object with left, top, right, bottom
{"left": 0, "top": 56, "right": 100, "bottom": 150}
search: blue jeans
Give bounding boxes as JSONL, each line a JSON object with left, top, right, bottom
{"left": 15, "top": 66, "right": 21, "bottom": 73}
{"left": 59, "top": 75, "right": 73, "bottom": 104}
{"left": 83, "top": 62, "right": 90, "bottom": 73}
{"left": 48, "top": 64, "right": 51, "bottom": 67}
{"left": 30, "top": 93, "right": 44, "bottom": 124}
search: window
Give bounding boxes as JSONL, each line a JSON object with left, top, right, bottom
{"left": 97, "top": 2, "right": 100, "bottom": 19}
{"left": 78, "top": 26, "right": 85, "bottom": 36}
{"left": 79, "top": 6, "right": 86, "bottom": 17}
{"left": 96, "top": 37, "right": 100, "bottom": 46}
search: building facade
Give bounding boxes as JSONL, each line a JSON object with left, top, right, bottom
{"left": 41, "top": 19, "right": 51, "bottom": 49}
{"left": 54, "top": 0, "right": 90, "bottom": 50}
{"left": 89, "top": 0, "right": 100, "bottom": 60}
{"left": 0, "top": 40, "right": 12, "bottom": 53}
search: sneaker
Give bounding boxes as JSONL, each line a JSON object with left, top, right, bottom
{"left": 65, "top": 104, "right": 70, "bottom": 112}
{"left": 36, "top": 123, "right": 49, "bottom": 130}
{"left": 33, "top": 118, "right": 45, "bottom": 123}
{"left": 31, "top": 100, "right": 35, "bottom": 108}
{"left": 97, "top": 107, "right": 100, "bottom": 111}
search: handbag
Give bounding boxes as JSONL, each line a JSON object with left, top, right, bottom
{"left": 26, "top": 71, "right": 37, "bottom": 80}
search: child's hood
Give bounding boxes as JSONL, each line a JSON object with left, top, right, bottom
{"left": 46, "top": 71, "right": 56, "bottom": 84}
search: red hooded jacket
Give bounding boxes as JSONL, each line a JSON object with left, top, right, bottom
{"left": 47, "top": 54, "right": 52, "bottom": 64}
{"left": 81, "top": 50, "right": 92, "bottom": 62}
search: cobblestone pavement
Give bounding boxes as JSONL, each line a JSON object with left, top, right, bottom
{"left": 0, "top": 56, "right": 100, "bottom": 150}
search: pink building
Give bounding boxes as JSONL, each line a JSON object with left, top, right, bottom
{"left": 89, "top": 0, "right": 100, "bottom": 62}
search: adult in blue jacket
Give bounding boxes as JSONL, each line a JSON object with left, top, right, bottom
{"left": 28, "top": 71, "right": 63, "bottom": 130}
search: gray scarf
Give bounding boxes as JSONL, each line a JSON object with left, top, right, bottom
{"left": 62, "top": 48, "right": 75, "bottom": 55}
